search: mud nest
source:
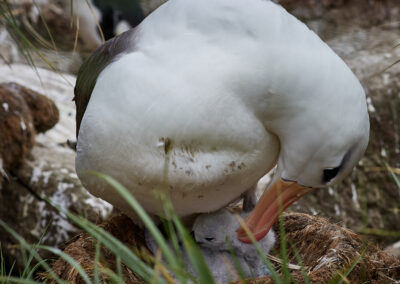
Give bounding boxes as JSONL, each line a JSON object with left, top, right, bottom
{"left": 50, "top": 214, "right": 147, "bottom": 284}
{"left": 50, "top": 212, "right": 400, "bottom": 283}
{"left": 258, "top": 213, "right": 400, "bottom": 283}
{"left": 0, "top": 82, "right": 59, "bottom": 181}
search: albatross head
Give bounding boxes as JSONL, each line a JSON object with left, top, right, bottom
{"left": 237, "top": 64, "right": 370, "bottom": 243}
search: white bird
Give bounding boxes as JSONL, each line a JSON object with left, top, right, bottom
{"left": 74, "top": 0, "right": 369, "bottom": 243}
{"left": 145, "top": 209, "right": 275, "bottom": 283}
{"left": 65, "top": 0, "right": 103, "bottom": 50}
{"left": 192, "top": 209, "right": 275, "bottom": 282}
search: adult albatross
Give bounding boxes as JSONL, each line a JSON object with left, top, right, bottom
{"left": 74, "top": 0, "right": 369, "bottom": 243}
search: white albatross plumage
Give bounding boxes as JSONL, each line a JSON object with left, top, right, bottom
{"left": 145, "top": 209, "right": 276, "bottom": 282}
{"left": 74, "top": 0, "right": 369, "bottom": 242}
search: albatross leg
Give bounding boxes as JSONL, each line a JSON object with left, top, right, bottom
{"left": 242, "top": 184, "right": 258, "bottom": 212}
{"left": 144, "top": 228, "right": 157, "bottom": 255}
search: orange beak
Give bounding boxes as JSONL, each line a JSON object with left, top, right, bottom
{"left": 237, "top": 178, "right": 313, "bottom": 243}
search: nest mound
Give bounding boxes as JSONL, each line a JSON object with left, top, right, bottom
{"left": 4, "top": 82, "right": 60, "bottom": 133}
{"left": 51, "top": 215, "right": 146, "bottom": 284}
{"left": 257, "top": 213, "right": 400, "bottom": 283}
{"left": 51, "top": 212, "right": 400, "bottom": 283}
{"left": 0, "top": 82, "right": 59, "bottom": 178}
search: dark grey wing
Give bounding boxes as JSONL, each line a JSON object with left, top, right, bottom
{"left": 74, "top": 28, "right": 138, "bottom": 138}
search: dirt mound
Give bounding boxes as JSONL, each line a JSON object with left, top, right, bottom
{"left": 50, "top": 212, "right": 400, "bottom": 283}
{"left": 3, "top": 82, "right": 59, "bottom": 132}
{"left": 257, "top": 213, "right": 400, "bottom": 283}
{"left": 0, "top": 82, "right": 59, "bottom": 180}
{"left": 50, "top": 214, "right": 146, "bottom": 284}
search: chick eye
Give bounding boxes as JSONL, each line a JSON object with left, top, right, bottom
{"left": 205, "top": 237, "right": 214, "bottom": 242}
{"left": 323, "top": 166, "right": 341, "bottom": 183}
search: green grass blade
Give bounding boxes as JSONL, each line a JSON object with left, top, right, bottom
{"left": 0, "top": 243, "right": 4, "bottom": 276}
{"left": 0, "top": 243, "right": 11, "bottom": 284}
{"left": 0, "top": 220, "right": 67, "bottom": 284}
{"left": 289, "top": 242, "right": 310, "bottom": 284}
{"left": 226, "top": 240, "right": 248, "bottom": 282}
{"left": 88, "top": 172, "right": 185, "bottom": 277}
{"left": 32, "top": 0, "right": 58, "bottom": 51}
{"left": 0, "top": 1, "right": 41, "bottom": 69}
{"left": 172, "top": 214, "right": 215, "bottom": 284}
{"left": 99, "top": 267, "right": 125, "bottom": 284}
{"left": 0, "top": 0, "right": 74, "bottom": 87}
{"left": 235, "top": 215, "right": 281, "bottom": 284}
{"left": 36, "top": 245, "right": 91, "bottom": 284}
{"left": 21, "top": 219, "right": 51, "bottom": 279}
{"left": 52, "top": 209, "right": 158, "bottom": 283}
{"left": 26, "top": 259, "right": 48, "bottom": 280}
{"left": 83, "top": 0, "right": 104, "bottom": 42}
{"left": 0, "top": 277, "right": 43, "bottom": 284}
{"left": 159, "top": 218, "right": 188, "bottom": 283}
{"left": 151, "top": 249, "right": 162, "bottom": 284}
{"left": 94, "top": 241, "right": 101, "bottom": 284}
{"left": 385, "top": 162, "right": 400, "bottom": 193}
{"left": 161, "top": 219, "right": 182, "bottom": 263}
{"left": 361, "top": 228, "right": 400, "bottom": 238}
{"left": 6, "top": 261, "right": 15, "bottom": 284}
{"left": 277, "top": 192, "right": 291, "bottom": 283}
{"left": 116, "top": 256, "right": 123, "bottom": 281}
{"left": 331, "top": 248, "right": 366, "bottom": 284}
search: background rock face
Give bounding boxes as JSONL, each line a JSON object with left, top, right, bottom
{"left": 0, "top": 138, "right": 113, "bottom": 270}
{"left": 0, "top": 66, "right": 113, "bottom": 271}
{"left": 274, "top": 0, "right": 399, "bottom": 39}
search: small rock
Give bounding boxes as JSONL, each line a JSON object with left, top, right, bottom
{"left": 385, "top": 240, "right": 400, "bottom": 259}
{"left": 0, "top": 82, "right": 59, "bottom": 183}
{"left": 3, "top": 82, "right": 59, "bottom": 133}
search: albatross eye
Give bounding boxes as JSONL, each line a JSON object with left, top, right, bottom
{"left": 322, "top": 166, "right": 341, "bottom": 183}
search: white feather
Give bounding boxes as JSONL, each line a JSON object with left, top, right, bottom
{"left": 76, "top": 0, "right": 369, "bottom": 220}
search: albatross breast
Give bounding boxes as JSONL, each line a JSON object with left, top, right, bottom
{"left": 76, "top": 47, "right": 280, "bottom": 216}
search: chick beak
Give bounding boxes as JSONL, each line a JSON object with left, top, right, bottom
{"left": 237, "top": 178, "right": 313, "bottom": 243}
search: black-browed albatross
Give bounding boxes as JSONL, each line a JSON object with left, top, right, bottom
{"left": 74, "top": 0, "right": 369, "bottom": 243}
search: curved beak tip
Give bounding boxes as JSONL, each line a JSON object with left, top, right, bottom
{"left": 237, "top": 178, "right": 313, "bottom": 243}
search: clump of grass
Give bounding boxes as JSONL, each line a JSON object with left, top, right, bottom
{"left": 0, "top": 0, "right": 58, "bottom": 71}
{"left": 2, "top": 169, "right": 400, "bottom": 283}
{"left": 0, "top": 171, "right": 304, "bottom": 283}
